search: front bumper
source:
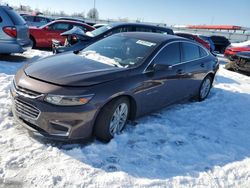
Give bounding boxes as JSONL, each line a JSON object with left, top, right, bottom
{"left": 10, "top": 85, "right": 97, "bottom": 141}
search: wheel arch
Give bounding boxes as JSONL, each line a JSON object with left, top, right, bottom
{"left": 29, "top": 35, "right": 36, "bottom": 48}
{"left": 204, "top": 71, "right": 215, "bottom": 83}
{"left": 100, "top": 94, "right": 137, "bottom": 121}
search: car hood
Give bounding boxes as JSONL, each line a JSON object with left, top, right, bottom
{"left": 24, "top": 53, "right": 128, "bottom": 87}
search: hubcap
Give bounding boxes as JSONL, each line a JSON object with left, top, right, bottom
{"left": 109, "top": 103, "right": 128, "bottom": 136}
{"left": 200, "top": 78, "right": 211, "bottom": 99}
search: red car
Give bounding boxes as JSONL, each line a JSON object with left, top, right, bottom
{"left": 224, "top": 45, "right": 250, "bottom": 60}
{"left": 29, "top": 20, "right": 95, "bottom": 48}
{"left": 175, "top": 32, "right": 211, "bottom": 51}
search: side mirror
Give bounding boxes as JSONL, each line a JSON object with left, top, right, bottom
{"left": 153, "top": 63, "right": 172, "bottom": 71}
{"left": 44, "top": 26, "right": 49, "bottom": 30}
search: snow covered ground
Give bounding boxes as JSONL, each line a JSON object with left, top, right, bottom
{"left": 0, "top": 50, "right": 250, "bottom": 187}
{"left": 231, "top": 40, "right": 250, "bottom": 47}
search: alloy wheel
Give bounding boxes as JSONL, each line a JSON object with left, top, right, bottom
{"left": 200, "top": 77, "right": 212, "bottom": 99}
{"left": 109, "top": 103, "right": 128, "bottom": 136}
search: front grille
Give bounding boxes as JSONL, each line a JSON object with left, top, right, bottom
{"left": 16, "top": 85, "right": 42, "bottom": 98}
{"left": 15, "top": 99, "right": 40, "bottom": 119}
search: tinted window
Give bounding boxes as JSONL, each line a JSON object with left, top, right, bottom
{"left": 112, "top": 26, "right": 133, "bottom": 33}
{"left": 182, "top": 42, "right": 200, "bottom": 61}
{"left": 199, "top": 47, "right": 208, "bottom": 57}
{"left": 23, "top": 15, "right": 34, "bottom": 22}
{"left": 35, "top": 16, "right": 48, "bottom": 23}
{"left": 3, "top": 8, "right": 26, "bottom": 25}
{"left": 154, "top": 42, "right": 181, "bottom": 65}
{"left": 50, "top": 23, "right": 71, "bottom": 31}
{"left": 78, "top": 25, "right": 88, "bottom": 32}
{"left": 0, "top": 16, "right": 2, "bottom": 23}
{"left": 89, "top": 25, "right": 112, "bottom": 37}
{"left": 135, "top": 27, "right": 153, "bottom": 32}
{"left": 155, "top": 29, "right": 168, "bottom": 34}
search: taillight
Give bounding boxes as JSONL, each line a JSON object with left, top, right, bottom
{"left": 3, "top": 26, "right": 17, "bottom": 38}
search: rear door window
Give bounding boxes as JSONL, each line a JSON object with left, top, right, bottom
{"left": 35, "top": 16, "right": 48, "bottom": 24}
{"left": 135, "top": 27, "right": 153, "bottom": 32}
{"left": 22, "top": 15, "right": 34, "bottom": 22}
{"left": 181, "top": 42, "right": 200, "bottom": 61}
{"left": 155, "top": 29, "right": 169, "bottom": 34}
{"left": 199, "top": 47, "right": 208, "bottom": 57}
{"left": 51, "top": 23, "right": 71, "bottom": 31}
{"left": 154, "top": 42, "right": 181, "bottom": 65}
{"left": 3, "top": 8, "right": 26, "bottom": 25}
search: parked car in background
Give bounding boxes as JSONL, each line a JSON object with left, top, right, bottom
{"left": 175, "top": 32, "right": 211, "bottom": 51}
{"left": 21, "top": 14, "right": 54, "bottom": 27}
{"left": 52, "top": 22, "right": 174, "bottom": 53}
{"left": 198, "top": 35, "right": 215, "bottom": 52}
{"left": 210, "top": 35, "right": 231, "bottom": 53}
{"left": 224, "top": 45, "right": 250, "bottom": 60}
{"left": 11, "top": 32, "right": 219, "bottom": 142}
{"left": 56, "top": 17, "right": 95, "bottom": 26}
{"left": 225, "top": 51, "right": 250, "bottom": 75}
{"left": 0, "top": 6, "right": 31, "bottom": 54}
{"left": 29, "top": 20, "right": 95, "bottom": 48}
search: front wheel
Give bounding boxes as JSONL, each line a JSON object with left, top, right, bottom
{"left": 94, "top": 97, "right": 130, "bottom": 142}
{"left": 199, "top": 76, "right": 212, "bottom": 101}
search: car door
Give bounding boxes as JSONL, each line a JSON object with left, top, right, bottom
{"left": 44, "top": 22, "right": 70, "bottom": 46}
{"left": 140, "top": 42, "right": 188, "bottom": 114}
{"left": 181, "top": 42, "right": 209, "bottom": 97}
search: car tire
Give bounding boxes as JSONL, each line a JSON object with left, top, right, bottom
{"left": 94, "top": 97, "right": 130, "bottom": 142}
{"left": 30, "top": 37, "right": 36, "bottom": 49}
{"left": 198, "top": 75, "right": 212, "bottom": 101}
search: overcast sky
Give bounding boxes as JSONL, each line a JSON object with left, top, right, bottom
{"left": 3, "top": 0, "right": 250, "bottom": 27}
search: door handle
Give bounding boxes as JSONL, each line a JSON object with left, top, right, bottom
{"left": 200, "top": 63, "right": 205, "bottom": 67}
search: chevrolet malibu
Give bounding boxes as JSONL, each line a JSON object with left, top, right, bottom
{"left": 11, "top": 32, "right": 219, "bottom": 142}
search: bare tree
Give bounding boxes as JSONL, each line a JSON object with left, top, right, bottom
{"left": 87, "top": 8, "right": 99, "bottom": 20}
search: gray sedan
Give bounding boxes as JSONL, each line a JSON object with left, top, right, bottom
{"left": 11, "top": 32, "right": 219, "bottom": 142}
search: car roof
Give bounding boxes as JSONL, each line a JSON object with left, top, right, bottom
{"left": 109, "top": 22, "right": 172, "bottom": 30}
{"left": 50, "top": 19, "right": 89, "bottom": 26}
{"left": 0, "top": 5, "right": 13, "bottom": 10}
{"left": 56, "top": 17, "right": 85, "bottom": 22}
{"left": 116, "top": 32, "right": 188, "bottom": 44}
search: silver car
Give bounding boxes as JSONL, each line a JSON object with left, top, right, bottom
{"left": 0, "top": 6, "right": 31, "bottom": 54}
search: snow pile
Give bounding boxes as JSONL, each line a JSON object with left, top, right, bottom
{"left": 80, "top": 50, "right": 124, "bottom": 68}
{"left": 231, "top": 40, "right": 250, "bottom": 47}
{"left": 0, "top": 50, "right": 250, "bottom": 187}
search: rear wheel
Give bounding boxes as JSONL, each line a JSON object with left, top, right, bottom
{"left": 94, "top": 97, "right": 130, "bottom": 142}
{"left": 30, "top": 37, "right": 36, "bottom": 49}
{"left": 199, "top": 76, "right": 212, "bottom": 101}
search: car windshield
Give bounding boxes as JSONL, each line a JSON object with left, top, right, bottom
{"left": 86, "top": 25, "right": 112, "bottom": 37}
{"left": 79, "top": 35, "right": 159, "bottom": 68}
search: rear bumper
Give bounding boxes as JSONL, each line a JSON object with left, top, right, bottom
{"left": 0, "top": 39, "right": 31, "bottom": 54}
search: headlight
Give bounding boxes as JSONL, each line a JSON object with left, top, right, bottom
{"left": 44, "top": 94, "right": 94, "bottom": 106}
